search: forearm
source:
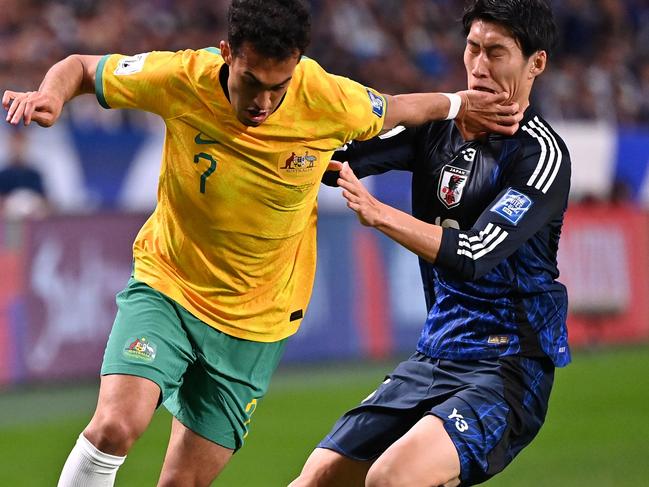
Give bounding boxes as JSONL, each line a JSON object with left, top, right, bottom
{"left": 38, "top": 55, "right": 95, "bottom": 103}
{"left": 384, "top": 93, "right": 453, "bottom": 129}
{"left": 372, "top": 202, "right": 443, "bottom": 263}
{"left": 4, "top": 54, "right": 99, "bottom": 127}
{"left": 383, "top": 90, "right": 522, "bottom": 137}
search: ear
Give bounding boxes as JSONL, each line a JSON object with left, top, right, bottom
{"left": 220, "top": 41, "right": 232, "bottom": 65}
{"left": 529, "top": 50, "right": 547, "bottom": 79}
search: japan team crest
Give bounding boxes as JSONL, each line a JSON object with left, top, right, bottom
{"left": 438, "top": 165, "right": 469, "bottom": 208}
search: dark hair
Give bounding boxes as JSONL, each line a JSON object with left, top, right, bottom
{"left": 462, "top": 0, "right": 558, "bottom": 58}
{"left": 227, "top": 0, "right": 311, "bottom": 60}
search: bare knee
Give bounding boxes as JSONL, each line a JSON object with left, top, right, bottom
{"left": 84, "top": 413, "right": 145, "bottom": 455}
{"left": 83, "top": 375, "right": 159, "bottom": 455}
{"left": 158, "top": 472, "right": 214, "bottom": 487}
{"left": 290, "top": 461, "right": 342, "bottom": 487}
{"left": 365, "top": 461, "right": 406, "bottom": 487}
{"left": 289, "top": 448, "right": 369, "bottom": 487}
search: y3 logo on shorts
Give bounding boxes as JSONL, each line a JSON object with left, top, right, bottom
{"left": 448, "top": 408, "right": 469, "bottom": 432}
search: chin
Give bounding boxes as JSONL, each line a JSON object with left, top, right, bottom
{"left": 237, "top": 116, "right": 260, "bottom": 127}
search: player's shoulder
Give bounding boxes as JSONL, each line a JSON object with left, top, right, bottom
{"left": 292, "top": 55, "right": 331, "bottom": 92}
{"left": 181, "top": 47, "right": 225, "bottom": 68}
{"left": 509, "top": 108, "right": 571, "bottom": 193}
{"left": 170, "top": 47, "right": 225, "bottom": 87}
{"left": 291, "top": 56, "right": 355, "bottom": 107}
{"left": 516, "top": 109, "right": 570, "bottom": 159}
{"left": 295, "top": 55, "right": 325, "bottom": 75}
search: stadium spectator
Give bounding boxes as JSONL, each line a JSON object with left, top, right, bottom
{"left": 0, "top": 128, "right": 49, "bottom": 219}
{"left": 3, "top": 0, "right": 521, "bottom": 486}
{"left": 291, "top": 1, "right": 571, "bottom": 486}
{"left": 2, "top": 1, "right": 649, "bottom": 124}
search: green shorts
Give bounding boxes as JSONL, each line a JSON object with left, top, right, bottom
{"left": 101, "top": 278, "right": 286, "bottom": 450}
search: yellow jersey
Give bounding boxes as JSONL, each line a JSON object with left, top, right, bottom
{"left": 95, "top": 48, "right": 385, "bottom": 342}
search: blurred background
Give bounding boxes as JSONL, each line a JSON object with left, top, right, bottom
{"left": 0, "top": 0, "right": 648, "bottom": 486}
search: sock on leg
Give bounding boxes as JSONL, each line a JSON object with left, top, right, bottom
{"left": 57, "top": 433, "right": 126, "bottom": 487}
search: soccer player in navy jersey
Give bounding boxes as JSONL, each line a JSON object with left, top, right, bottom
{"left": 290, "top": 1, "right": 570, "bottom": 486}
{"left": 3, "top": 1, "right": 526, "bottom": 485}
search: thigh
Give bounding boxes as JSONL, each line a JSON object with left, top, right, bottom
{"left": 318, "top": 356, "right": 436, "bottom": 461}
{"left": 164, "top": 311, "right": 287, "bottom": 451}
{"left": 367, "top": 415, "right": 460, "bottom": 487}
{"left": 84, "top": 374, "right": 161, "bottom": 454}
{"left": 289, "top": 447, "right": 371, "bottom": 487}
{"left": 429, "top": 356, "right": 555, "bottom": 485}
{"left": 101, "top": 278, "right": 197, "bottom": 402}
{"left": 158, "top": 417, "right": 234, "bottom": 487}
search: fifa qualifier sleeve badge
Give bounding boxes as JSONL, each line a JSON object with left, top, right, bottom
{"left": 366, "top": 89, "right": 385, "bottom": 118}
{"left": 490, "top": 188, "right": 533, "bottom": 225}
{"left": 114, "top": 53, "right": 150, "bottom": 75}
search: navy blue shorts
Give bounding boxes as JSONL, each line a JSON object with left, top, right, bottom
{"left": 319, "top": 353, "right": 554, "bottom": 486}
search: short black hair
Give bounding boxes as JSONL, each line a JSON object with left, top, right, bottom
{"left": 462, "top": 0, "right": 558, "bottom": 58}
{"left": 227, "top": 0, "right": 311, "bottom": 60}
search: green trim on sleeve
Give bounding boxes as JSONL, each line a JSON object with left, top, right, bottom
{"left": 202, "top": 47, "right": 222, "bottom": 55}
{"left": 95, "top": 54, "right": 111, "bottom": 109}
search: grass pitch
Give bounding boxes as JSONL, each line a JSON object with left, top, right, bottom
{"left": 1, "top": 345, "right": 648, "bottom": 486}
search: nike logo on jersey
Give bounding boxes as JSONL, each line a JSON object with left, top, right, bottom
{"left": 194, "top": 132, "right": 219, "bottom": 145}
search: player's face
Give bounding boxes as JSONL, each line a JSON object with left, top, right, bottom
{"left": 220, "top": 41, "right": 300, "bottom": 127}
{"left": 464, "top": 20, "right": 545, "bottom": 109}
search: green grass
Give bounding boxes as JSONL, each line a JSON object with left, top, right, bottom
{"left": 1, "top": 345, "right": 648, "bottom": 486}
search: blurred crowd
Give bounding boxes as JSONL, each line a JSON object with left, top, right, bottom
{"left": 2, "top": 0, "right": 649, "bottom": 124}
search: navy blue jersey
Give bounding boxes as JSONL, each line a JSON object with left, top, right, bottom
{"left": 327, "top": 107, "right": 571, "bottom": 367}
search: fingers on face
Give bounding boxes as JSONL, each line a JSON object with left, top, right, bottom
{"left": 489, "top": 121, "right": 519, "bottom": 136}
{"left": 496, "top": 114, "right": 518, "bottom": 126}
{"left": 490, "top": 91, "right": 508, "bottom": 103}
{"left": 498, "top": 103, "right": 519, "bottom": 116}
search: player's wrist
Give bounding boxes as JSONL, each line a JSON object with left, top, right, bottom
{"left": 442, "top": 93, "right": 462, "bottom": 120}
{"left": 372, "top": 200, "right": 394, "bottom": 230}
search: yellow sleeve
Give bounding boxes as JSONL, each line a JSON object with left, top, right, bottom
{"left": 95, "top": 50, "right": 191, "bottom": 119}
{"left": 298, "top": 59, "right": 386, "bottom": 145}
{"left": 327, "top": 73, "right": 387, "bottom": 142}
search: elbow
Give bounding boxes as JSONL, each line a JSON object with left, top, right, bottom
{"left": 67, "top": 54, "right": 97, "bottom": 94}
{"left": 64, "top": 54, "right": 86, "bottom": 71}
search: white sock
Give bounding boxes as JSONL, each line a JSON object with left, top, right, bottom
{"left": 57, "top": 433, "right": 126, "bottom": 487}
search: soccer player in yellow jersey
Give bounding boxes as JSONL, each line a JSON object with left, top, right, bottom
{"left": 3, "top": 1, "right": 522, "bottom": 485}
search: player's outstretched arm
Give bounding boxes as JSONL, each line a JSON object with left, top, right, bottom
{"left": 383, "top": 90, "right": 522, "bottom": 137}
{"left": 3, "top": 54, "right": 101, "bottom": 127}
{"left": 336, "top": 161, "right": 443, "bottom": 263}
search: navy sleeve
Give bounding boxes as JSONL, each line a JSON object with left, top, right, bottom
{"left": 322, "top": 126, "right": 417, "bottom": 186}
{"left": 436, "top": 123, "right": 571, "bottom": 280}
